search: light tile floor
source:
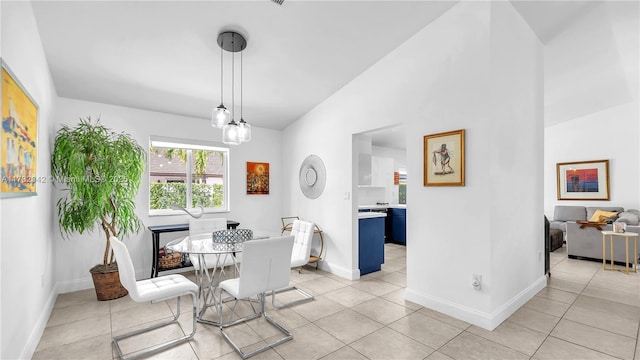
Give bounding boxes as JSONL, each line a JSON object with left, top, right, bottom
{"left": 34, "top": 244, "right": 640, "bottom": 360}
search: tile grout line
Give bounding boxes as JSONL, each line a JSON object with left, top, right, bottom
{"left": 38, "top": 244, "right": 639, "bottom": 360}
{"left": 538, "top": 255, "right": 636, "bottom": 359}
{"left": 527, "top": 253, "right": 588, "bottom": 359}
{"left": 634, "top": 321, "right": 640, "bottom": 360}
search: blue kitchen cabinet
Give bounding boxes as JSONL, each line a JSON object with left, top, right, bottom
{"left": 391, "top": 208, "right": 406, "bottom": 245}
{"left": 358, "top": 216, "right": 385, "bottom": 275}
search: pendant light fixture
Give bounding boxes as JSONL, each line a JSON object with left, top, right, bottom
{"left": 215, "top": 31, "right": 251, "bottom": 145}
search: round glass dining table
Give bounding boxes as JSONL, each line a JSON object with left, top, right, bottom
{"left": 166, "top": 231, "right": 275, "bottom": 326}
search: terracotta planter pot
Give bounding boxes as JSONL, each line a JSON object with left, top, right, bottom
{"left": 90, "top": 263, "right": 128, "bottom": 301}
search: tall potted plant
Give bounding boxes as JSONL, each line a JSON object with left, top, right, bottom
{"left": 52, "top": 117, "right": 145, "bottom": 300}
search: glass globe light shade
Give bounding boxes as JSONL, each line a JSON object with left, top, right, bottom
{"left": 222, "top": 120, "right": 240, "bottom": 145}
{"left": 237, "top": 118, "right": 251, "bottom": 143}
{"left": 211, "top": 104, "right": 230, "bottom": 128}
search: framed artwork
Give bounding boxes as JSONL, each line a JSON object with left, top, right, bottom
{"left": 556, "top": 159, "right": 609, "bottom": 200}
{"left": 1, "top": 59, "right": 39, "bottom": 198}
{"left": 246, "top": 162, "right": 269, "bottom": 195}
{"left": 424, "top": 129, "right": 465, "bottom": 186}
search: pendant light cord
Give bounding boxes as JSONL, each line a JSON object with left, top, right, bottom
{"left": 220, "top": 40, "right": 224, "bottom": 104}
{"left": 240, "top": 49, "right": 243, "bottom": 119}
{"left": 231, "top": 35, "right": 235, "bottom": 122}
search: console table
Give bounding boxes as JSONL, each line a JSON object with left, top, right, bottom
{"left": 149, "top": 220, "right": 239, "bottom": 277}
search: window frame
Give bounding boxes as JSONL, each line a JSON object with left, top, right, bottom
{"left": 148, "top": 136, "right": 230, "bottom": 216}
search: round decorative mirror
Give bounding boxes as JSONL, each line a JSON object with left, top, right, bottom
{"left": 299, "top": 155, "right": 326, "bottom": 199}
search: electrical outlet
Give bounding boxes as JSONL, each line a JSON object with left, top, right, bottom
{"left": 472, "top": 274, "right": 482, "bottom": 290}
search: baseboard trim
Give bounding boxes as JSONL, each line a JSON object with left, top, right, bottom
{"left": 405, "top": 275, "right": 547, "bottom": 330}
{"left": 56, "top": 276, "right": 94, "bottom": 294}
{"left": 19, "top": 286, "right": 58, "bottom": 360}
{"left": 317, "top": 261, "right": 360, "bottom": 280}
{"left": 488, "top": 275, "right": 547, "bottom": 329}
{"left": 56, "top": 268, "right": 153, "bottom": 294}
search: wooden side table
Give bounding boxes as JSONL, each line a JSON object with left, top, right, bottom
{"left": 577, "top": 220, "right": 607, "bottom": 230}
{"left": 601, "top": 231, "right": 638, "bottom": 274}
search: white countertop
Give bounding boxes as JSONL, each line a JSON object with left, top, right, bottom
{"left": 358, "top": 204, "right": 406, "bottom": 210}
{"left": 358, "top": 212, "right": 387, "bottom": 219}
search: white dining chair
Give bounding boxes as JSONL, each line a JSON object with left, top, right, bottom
{"left": 272, "top": 219, "right": 316, "bottom": 308}
{"left": 219, "top": 235, "right": 295, "bottom": 359}
{"left": 110, "top": 237, "right": 198, "bottom": 360}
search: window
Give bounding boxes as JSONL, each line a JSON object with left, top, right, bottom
{"left": 149, "top": 137, "right": 229, "bottom": 214}
{"left": 398, "top": 169, "right": 407, "bottom": 205}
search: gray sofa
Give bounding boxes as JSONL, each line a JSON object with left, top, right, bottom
{"left": 550, "top": 206, "right": 640, "bottom": 263}
{"left": 550, "top": 206, "right": 624, "bottom": 239}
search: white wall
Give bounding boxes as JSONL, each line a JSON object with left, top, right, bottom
{"left": 283, "top": 1, "right": 543, "bottom": 330}
{"left": 0, "top": 2, "right": 58, "bottom": 358}
{"left": 544, "top": 2, "right": 640, "bottom": 215}
{"left": 487, "top": 1, "right": 545, "bottom": 323}
{"left": 406, "top": 1, "right": 544, "bottom": 329}
{"left": 544, "top": 102, "right": 640, "bottom": 216}
{"left": 53, "top": 97, "right": 284, "bottom": 291}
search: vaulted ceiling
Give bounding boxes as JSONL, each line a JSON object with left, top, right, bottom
{"left": 30, "top": 0, "right": 637, "bottom": 144}
{"left": 31, "top": 1, "right": 456, "bottom": 130}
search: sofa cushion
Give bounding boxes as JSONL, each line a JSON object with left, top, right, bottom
{"left": 586, "top": 207, "right": 624, "bottom": 221}
{"left": 549, "top": 221, "right": 567, "bottom": 233}
{"left": 616, "top": 212, "right": 640, "bottom": 226}
{"left": 554, "top": 206, "right": 586, "bottom": 222}
{"left": 588, "top": 209, "right": 619, "bottom": 223}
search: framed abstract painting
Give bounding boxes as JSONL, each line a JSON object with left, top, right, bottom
{"left": 247, "top": 162, "right": 269, "bottom": 195}
{"left": 556, "top": 159, "right": 609, "bottom": 200}
{"left": 1, "top": 59, "right": 39, "bottom": 198}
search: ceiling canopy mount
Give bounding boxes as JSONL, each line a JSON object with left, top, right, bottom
{"left": 217, "top": 32, "right": 247, "bottom": 53}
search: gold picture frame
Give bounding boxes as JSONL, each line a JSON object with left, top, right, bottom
{"left": 1, "top": 59, "right": 39, "bottom": 198}
{"left": 556, "top": 159, "right": 609, "bottom": 200}
{"left": 424, "top": 129, "right": 465, "bottom": 186}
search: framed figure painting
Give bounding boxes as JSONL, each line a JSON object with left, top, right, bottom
{"left": 424, "top": 129, "right": 465, "bottom": 186}
{"left": 247, "top": 162, "right": 269, "bottom": 195}
{"left": 1, "top": 59, "right": 39, "bottom": 198}
{"left": 556, "top": 159, "right": 609, "bottom": 200}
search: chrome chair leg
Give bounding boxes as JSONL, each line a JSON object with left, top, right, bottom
{"left": 271, "top": 284, "right": 314, "bottom": 309}
{"left": 218, "top": 286, "right": 261, "bottom": 328}
{"left": 220, "top": 293, "right": 293, "bottom": 359}
{"left": 112, "top": 292, "right": 198, "bottom": 360}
